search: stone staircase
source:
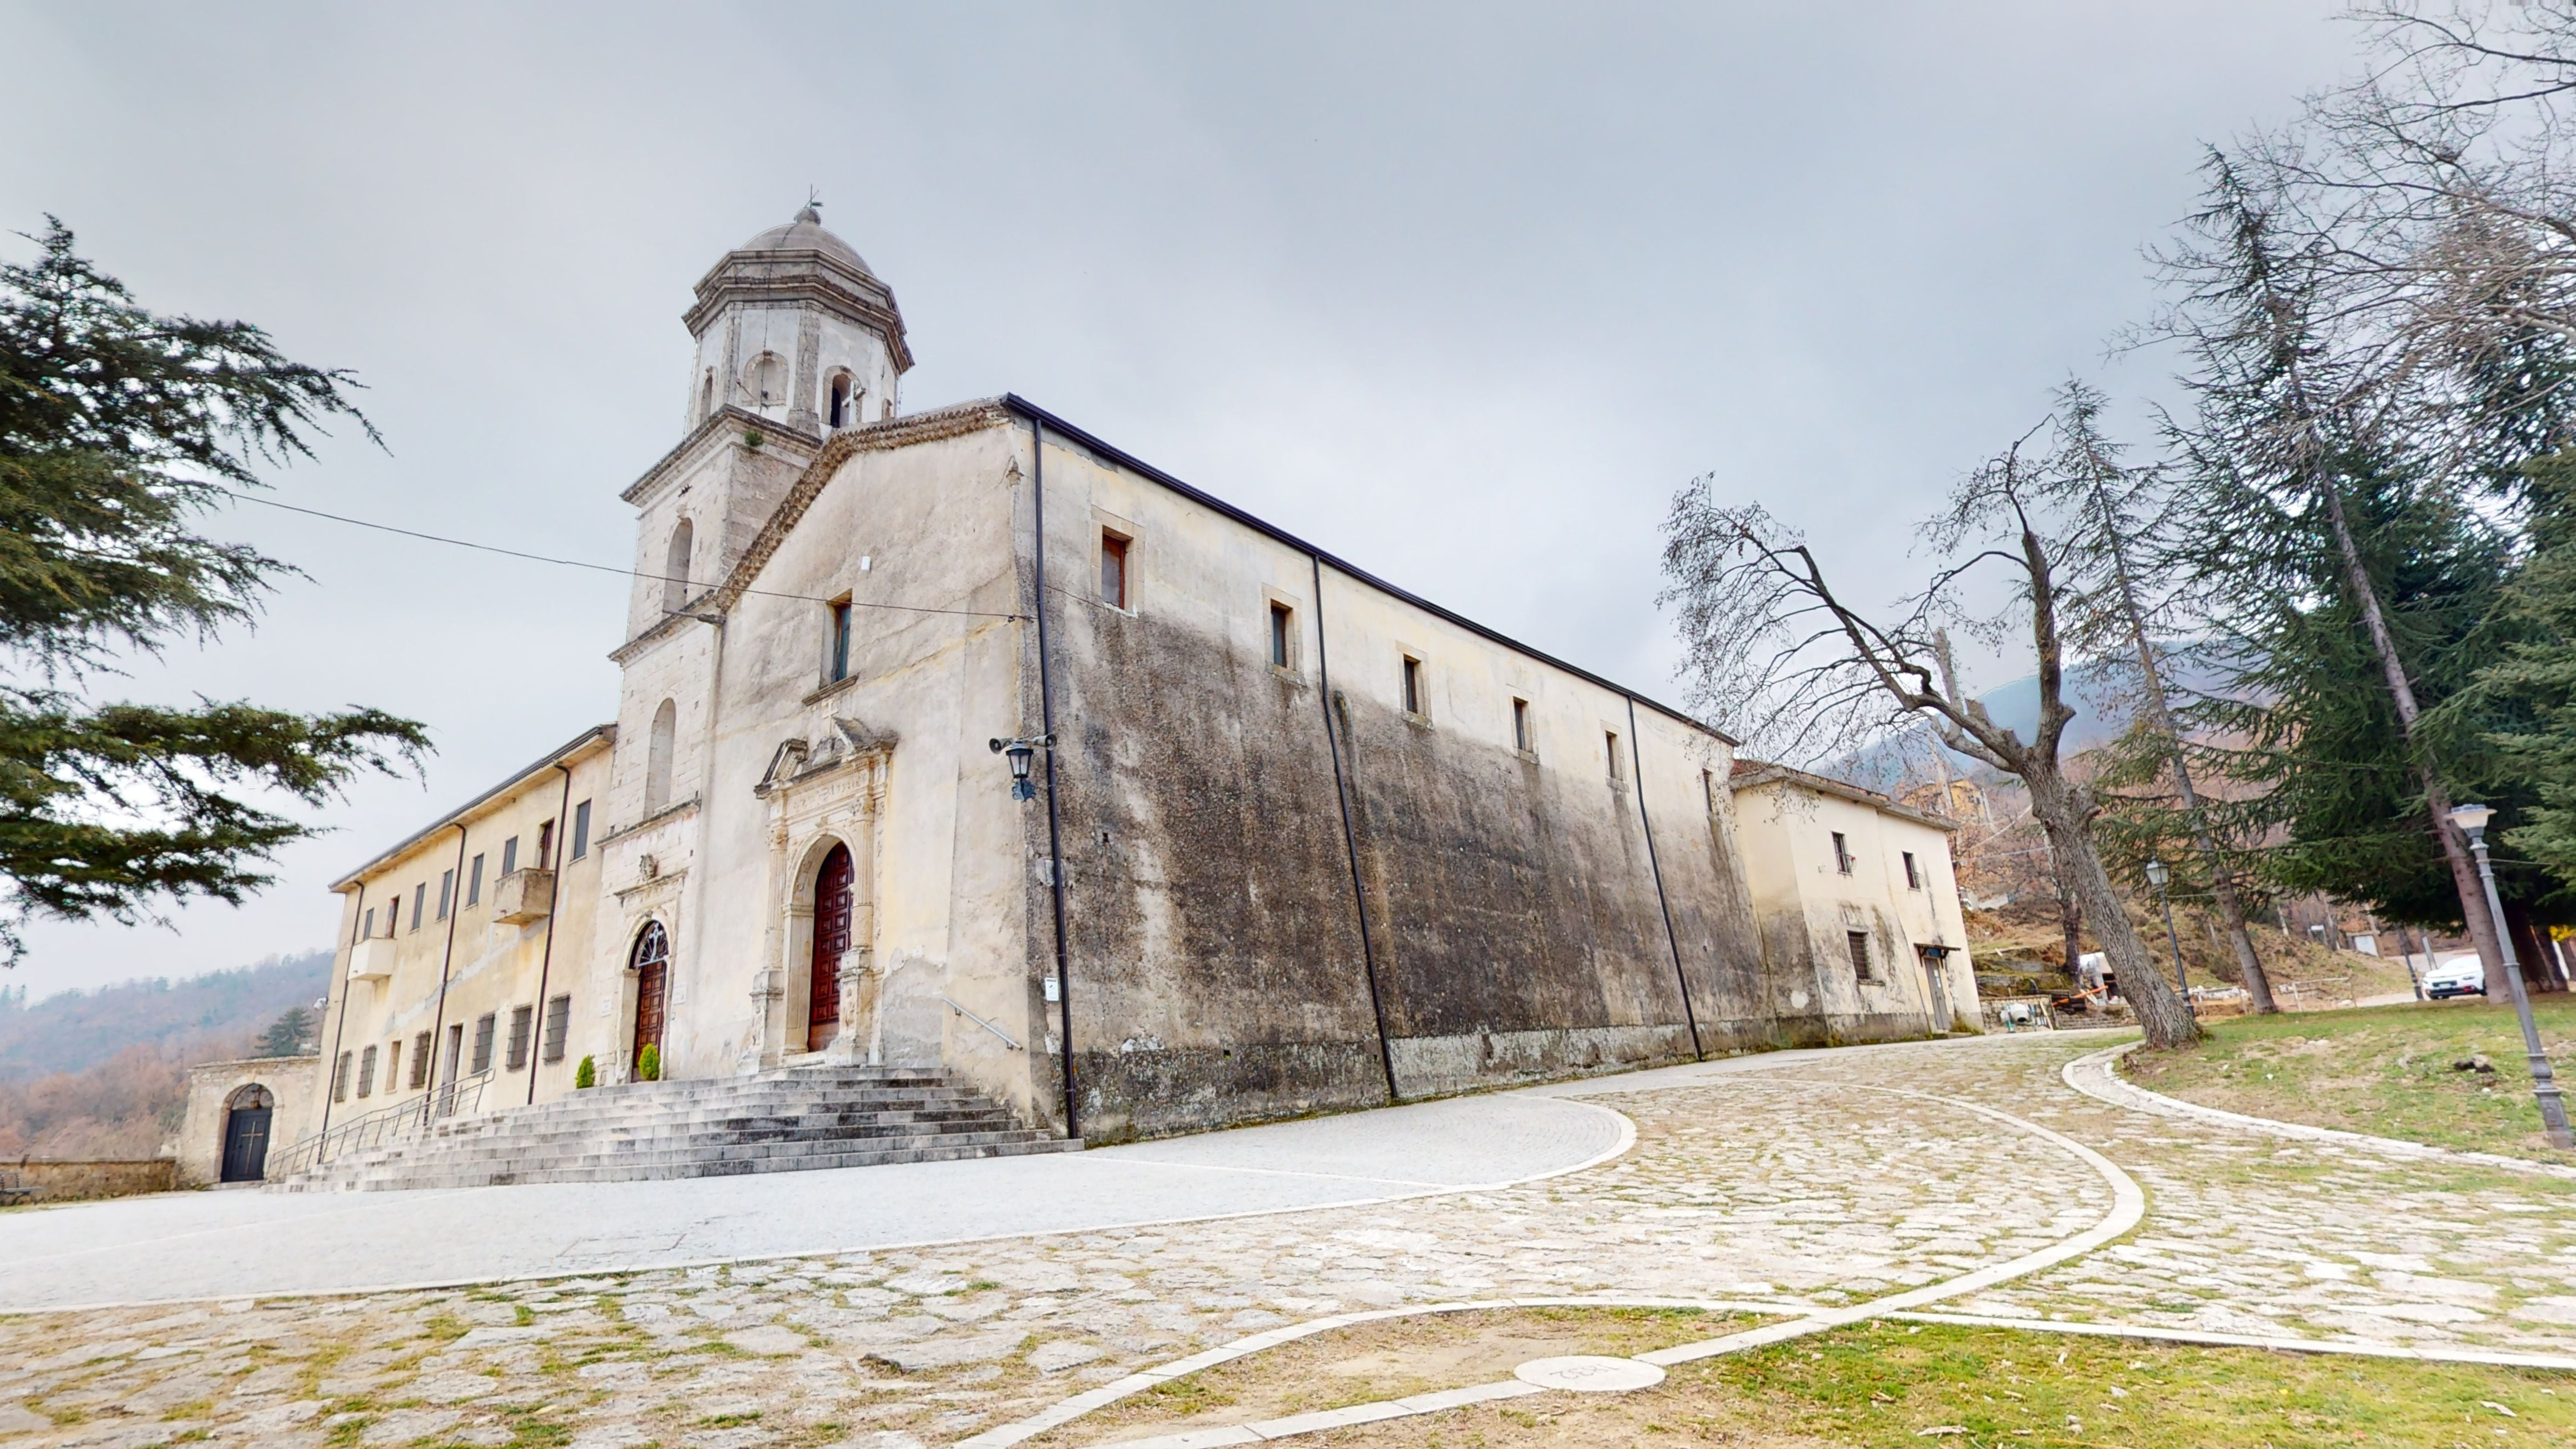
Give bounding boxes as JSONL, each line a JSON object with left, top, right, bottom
{"left": 276, "top": 1065, "right": 1076, "bottom": 1191}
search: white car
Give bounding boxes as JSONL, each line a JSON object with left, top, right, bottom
{"left": 2423, "top": 958, "right": 2486, "bottom": 999}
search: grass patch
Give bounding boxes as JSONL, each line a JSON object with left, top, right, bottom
{"left": 1236, "top": 1320, "right": 2576, "bottom": 1446}
{"left": 421, "top": 1314, "right": 471, "bottom": 1343}
{"left": 2126, "top": 997, "right": 2576, "bottom": 1160}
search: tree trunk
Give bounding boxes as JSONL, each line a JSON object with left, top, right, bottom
{"left": 2052, "top": 844, "right": 2085, "bottom": 981}
{"left": 2316, "top": 481, "right": 2511, "bottom": 992}
{"left": 2028, "top": 768, "right": 2201, "bottom": 1048}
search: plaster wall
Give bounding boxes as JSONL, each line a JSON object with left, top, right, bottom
{"left": 305, "top": 738, "right": 615, "bottom": 1144}
{"left": 175, "top": 1055, "right": 317, "bottom": 1186}
{"left": 1732, "top": 778, "right": 1977, "bottom": 1039}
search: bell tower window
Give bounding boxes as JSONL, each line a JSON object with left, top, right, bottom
{"left": 828, "top": 372, "right": 861, "bottom": 430}
{"left": 662, "top": 519, "right": 694, "bottom": 613}
{"left": 698, "top": 370, "right": 715, "bottom": 424}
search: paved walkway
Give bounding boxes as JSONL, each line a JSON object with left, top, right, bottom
{"left": 6, "top": 1030, "right": 2575, "bottom": 1449}
{"left": 0, "top": 1092, "right": 1627, "bottom": 1311}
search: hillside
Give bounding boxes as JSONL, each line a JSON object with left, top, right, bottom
{"left": 0, "top": 951, "right": 331, "bottom": 1159}
{"left": 0, "top": 951, "right": 331, "bottom": 1084}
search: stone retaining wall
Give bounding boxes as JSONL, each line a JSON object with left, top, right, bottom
{"left": 3, "top": 1157, "right": 179, "bottom": 1204}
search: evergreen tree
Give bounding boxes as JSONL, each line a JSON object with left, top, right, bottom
{"left": 0, "top": 219, "right": 427, "bottom": 965}
{"left": 254, "top": 1003, "right": 313, "bottom": 1057}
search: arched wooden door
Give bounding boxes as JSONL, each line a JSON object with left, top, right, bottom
{"left": 220, "top": 1085, "right": 274, "bottom": 1183}
{"left": 630, "top": 922, "right": 670, "bottom": 1068}
{"left": 809, "top": 844, "right": 854, "bottom": 1048}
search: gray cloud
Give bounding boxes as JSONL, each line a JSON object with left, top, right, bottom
{"left": 0, "top": 0, "right": 2348, "bottom": 995}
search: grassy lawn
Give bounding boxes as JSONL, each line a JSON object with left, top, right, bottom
{"left": 1060, "top": 1317, "right": 2575, "bottom": 1447}
{"left": 2125, "top": 995, "right": 2576, "bottom": 1160}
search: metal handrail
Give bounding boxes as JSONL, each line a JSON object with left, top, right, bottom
{"left": 266, "top": 1068, "right": 496, "bottom": 1179}
{"left": 940, "top": 995, "right": 1023, "bottom": 1051}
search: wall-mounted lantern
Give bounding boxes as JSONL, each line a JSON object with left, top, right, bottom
{"left": 988, "top": 734, "right": 1054, "bottom": 802}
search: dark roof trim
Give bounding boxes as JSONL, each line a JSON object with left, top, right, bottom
{"left": 998, "top": 395, "right": 1734, "bottom": 745}
{"left": 330, "top": 724, "right": 619, "bottom": 891}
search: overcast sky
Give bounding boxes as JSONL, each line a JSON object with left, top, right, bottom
{"left": 1, "top": 1, "right": 2355, "bottom": 1000}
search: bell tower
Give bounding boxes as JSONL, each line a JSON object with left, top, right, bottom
{"left": 679, "top": 202, "right": 912, "bottom": 438}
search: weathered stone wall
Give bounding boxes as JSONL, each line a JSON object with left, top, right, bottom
{"left": 3, "top": 1158, "right": 177, "bottom": 1203}
{"left": 1025, "top": 427, "right": 1767, "bottom": 1142}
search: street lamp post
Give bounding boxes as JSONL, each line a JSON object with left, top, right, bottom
{"left": 2448, "top": 802, "right": 2574, "bottom": 1150}
{"left": 2145, "top": 857, "right": 2195, "bottom": 1018}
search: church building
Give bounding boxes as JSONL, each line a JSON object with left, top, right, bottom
{"left": 294, "top": 208, "right": 1978, "bottom": 1165}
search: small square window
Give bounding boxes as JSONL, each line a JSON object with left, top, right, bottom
{"left": 1269, "top": 602, "right": 1293, "bottom": 669}
{"left": 357, "top": 1045, "right": 378, "bottom": 1098}
{"left": 1402, "top": 656, "right": 1424, "bottom": 716}
{"left": 827, "top": 598, "right": 853, "bottom": 683}
{"left": 543, "top": 994, "right": 573, "bottom": 1064}
{"left": 1903, "top": 851, "right": 1922, "bottom": 889}
{"left": 506, "top": 1005, "right": 534, "bottom": 1071}
{"left": 1512, "top": 698, "right": 1532, "bottom": 753}
{"left": 1847, "top": 930, "right": 1873, "bottom": 980}
{"left": 1100, "top": 532, "right": 1130, "bottom": 609}
{"left": 1832, "top": 831, "right": 1853, "bottom": 875}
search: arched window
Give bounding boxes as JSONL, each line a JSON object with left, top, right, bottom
{"left": 746, "top": 352, "right": 784, "bottom": 407}
{"left": 646, "top": 699, "right": 677, "bottom": 812}
{"left": 698, "top": 370, "right": 715, "bottom": 424}
{"left": 630, "top": 921, "right": 670, "bottom": 1067}
{"left": 661, "top": 519, "right": 693, "bottom": 613}
{"left": 828, "top": 372, "right": 860, "bottom": 430}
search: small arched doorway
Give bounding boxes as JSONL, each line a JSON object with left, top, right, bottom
{"left": 808, "top": 844, "right": 854, "bottom": 1049}
{"left": 220, "top": 1085, "right": 274, "bottom": 1183}
{"left": 631, "top": 921, "right": 670, "bottom": 1071}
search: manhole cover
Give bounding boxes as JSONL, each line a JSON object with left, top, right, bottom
{"left": 1512, "top": 1355, "right": 1667, "bottom": 1393}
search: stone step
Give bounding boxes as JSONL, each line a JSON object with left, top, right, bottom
{"left": 278, "top": 1065, "right": 1072, "bottom": 1191}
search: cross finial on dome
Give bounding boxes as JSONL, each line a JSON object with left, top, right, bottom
{"left": 797, "top": 187, "right": 822, "bottom": 224}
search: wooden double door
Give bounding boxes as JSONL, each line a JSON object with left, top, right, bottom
{"left": 808, "top": 844, "right": 854, "bottom": 1048}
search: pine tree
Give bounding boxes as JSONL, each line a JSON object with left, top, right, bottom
{"left": 254, "top": 1004, "right": 313, "bottom": 1057}
{"left": 0, "top": 219, "right": 428, "bottom": 964}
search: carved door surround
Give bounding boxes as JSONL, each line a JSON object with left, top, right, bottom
{"left": 762, "top": 735, "right": 889, "bottom": 1066}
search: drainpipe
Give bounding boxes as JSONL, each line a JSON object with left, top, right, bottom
{"left": 316, "top": 881, "right": 366, "bottom": 1138}
{"left": 1627, "top": 696, "right": 1705, "bottom": 1060}
{"left": 1031, "top": 418, "right": 1078, "bottom": 1138}
{"left": 1312, "top": 553, "right": 1400, "bottom": 1104}
{"left": 528, "top": 763, "right": 575, "bottom": 1105}
{"left": 422, "top": 822, "right": 470, "bottom": 1104}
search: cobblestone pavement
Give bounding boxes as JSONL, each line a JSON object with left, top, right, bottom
{"left": 4, "top": 1032, "right": 2572, "bottom": 1449}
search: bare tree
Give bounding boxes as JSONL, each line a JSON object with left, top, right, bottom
{"left": 1661, "top": 429, "right": 2205, "bottom": 1050}
{"left": 2050, "top": 383, "right": 2282, "bottom": 1013}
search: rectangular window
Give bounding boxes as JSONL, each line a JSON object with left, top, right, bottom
{"left": 410, "top": 883, "right": 425, "bottom": 930}
{"left": 543, "top": 994, "right": 573, "bottom": 1064}
{"left": 572, "top": 801, "right": 592, "bottom": 860}
{"left": 1903, "top": 851, "right": 1922, "bottom": 889}
{"left": 357, "top": 1044, "right": 378, "bottom": 1098}
{"left": 1847, "top": 930, "right": 1873, "bottom": 980}
{"left": 410, "top": 1030, "right": 432, "bottom": 1088}
{"left": 1269, "top": 602, "right": 1292, "bottom": 669}
{"left": 1512, "top": 698, "right": 1532, "bottom": 753}
{"left": 537, "top": 820, "right": 555, "bottom": 870}
{"left": 471, "top": 1012, "right": 497, "bottom": 1074}
{"left": 467, "top": 854, "right": 484, "bottom": 907}
{"left": 828, "top": 599, "right": 853, "bottom": 682}
{"left": 444, "top": 1022, "right": 463, "bottom": 1081}
{"left": 1401, "top": 656, "right": 1424, "bottom": 716}
{"left": 384, "top": 1039, "right": 402, "bottom": 1095}
{"left": 332, "top": 1051, "right": 352, "bottom": 1102}
{"left": 1702, "top": 769, "right": 1716, "bottom": 814}
{"left": 506, "top": 1005, "right": 534, "bottom": 1071}
{"left": 363, "top": 907, "right": 376, "bottom": 939}
{"left": 501, "top": 836, "right": 520, "bottom": 877}
{"left": 1605, "top": 731, "right": 1623, "bottom": 784}
{"left": 437, "top": 869, "right": 453, "bottom": 921}
{"left": 1832, "top": 831, "right": 1853, "bottom": 875}
{"left": 1100, "top": 532, "right": 1130, "bottom": 609}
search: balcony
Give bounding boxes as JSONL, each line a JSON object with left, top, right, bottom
{"left": 348, "top": 935, "right": 396, "bottom": 981}
{"left": 491, "top": 867, "right": 555, "bottom": 925}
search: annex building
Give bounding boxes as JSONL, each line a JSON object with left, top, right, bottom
{"left": 277, "top": 208, "right": 1978, "bottom": 1176}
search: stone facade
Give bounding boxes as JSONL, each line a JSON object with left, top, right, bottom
{"left": 1729, "top": 762, "right": 1977, "bottom": 1039}
{"left": 301, "top": 211, "right": 1981, "bottom": 1155}
{"left": 174, "top": 1054, "right": 317, "bottom": 1185}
